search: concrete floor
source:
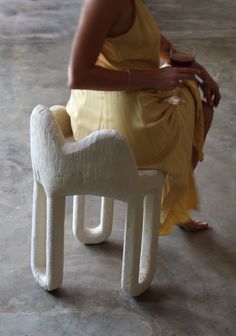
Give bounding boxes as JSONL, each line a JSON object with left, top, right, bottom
{"left": 0, "top": 0, "right": 236, "bottom": 335}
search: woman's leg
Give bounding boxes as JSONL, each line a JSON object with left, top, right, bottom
{"left": 192, "top": 101, "right": 215, "bottom": 170}
{"left": 180, "top": 101, "right": 215, "bottom": 231}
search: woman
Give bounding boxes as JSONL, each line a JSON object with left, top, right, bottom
{"left": 66, "top": 0, "right": 221, "bottom": 235}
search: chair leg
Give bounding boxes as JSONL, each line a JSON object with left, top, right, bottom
{"left": 72, "top": 195, "right": 114, "bottom": 244}
{"left": 139, "top": 191, "right": 161, "bottom": 283}
{"left": 31, "top": 181, "right": 65, "bottom": 291}
{"left": 121, "top": 189, "right": 162, "bottom": 296}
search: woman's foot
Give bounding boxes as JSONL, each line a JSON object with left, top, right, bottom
{"left": 178, "top": 219, "right": 209, "bottom": 232}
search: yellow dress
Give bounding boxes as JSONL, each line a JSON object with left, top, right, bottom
{"left": 66, "top": 0, "right": 205, "bottom": 235}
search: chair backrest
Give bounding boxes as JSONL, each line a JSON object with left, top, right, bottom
{"left": 30, "top": 105, "right": 138, "bottom": 199}
{"left": 49, "top": 105, "right": 73, "bottom": 137}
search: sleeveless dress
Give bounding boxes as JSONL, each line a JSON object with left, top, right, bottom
{"left": 66, "top": 0, "right": 205, "bottom": 235}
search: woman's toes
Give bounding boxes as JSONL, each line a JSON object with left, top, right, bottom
{"left": 178, "top": 220, "right": 208, "bottom": 232}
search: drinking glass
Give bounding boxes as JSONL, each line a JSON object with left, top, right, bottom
{"left": 167, "top": 45, "right": 196, "bottom": 105}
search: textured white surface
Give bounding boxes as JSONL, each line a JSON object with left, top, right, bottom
{"left": 30, "top": 105, "right": 165, "bottom": 295}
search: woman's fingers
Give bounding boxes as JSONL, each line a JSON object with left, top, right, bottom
{"left": 174, "top": 67, "right": 201, "bottom": 82}
{"left": 178, "top": 73, "right": 198, "bottom": 81}
{"left": 204, "top": 89, "right": 214, "bottom": 106}
{"left": 158, "top": 67, "right": 206, "bottom": 91}
{"left": 205, "top": 81, "right": 221, "bottom": 107}
{"left": 213, "top": 89, "right": 221, "bottom": 107}
{"left": 211, "top": 83, "right": 221, "bottom": 107}
{"left": 177, "top": 67, "right": 201, "bottom": 75}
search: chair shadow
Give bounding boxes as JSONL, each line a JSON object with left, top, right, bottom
{"left": 134, "top": 284, "right": 186, "bottom": 305}
{"left": 49, "top": 226, "right": 236, "bottom": 311}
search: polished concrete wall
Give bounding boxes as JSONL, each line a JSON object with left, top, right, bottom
{"left": 0, "top": 0, "right": 235, "bottom": 335}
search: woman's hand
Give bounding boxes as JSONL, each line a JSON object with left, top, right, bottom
{"left": 154, "top": 66, "right": 201, "bottom": 91}
{"left": 195, "top": 63, "right": 221, "bottom": 107}
{"left": 201, "top": 74, "right": 221, "bottom": 107}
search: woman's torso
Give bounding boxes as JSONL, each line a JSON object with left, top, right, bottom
{"left": 67, "top": 0, "right": 172, "bottom": 166}
{"left": 96, "top": 0, "right": 161, "bottom": 70}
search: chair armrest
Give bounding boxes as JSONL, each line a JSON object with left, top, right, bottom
{"left": 62, "top": 129, "right": 138, "bottom": 174}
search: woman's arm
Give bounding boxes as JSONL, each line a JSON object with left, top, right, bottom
{"left": 68, "top": 0, "right": 200, "bottom": 92}
{"left": 67, "top": 0, "right": 129, "bottom": 90}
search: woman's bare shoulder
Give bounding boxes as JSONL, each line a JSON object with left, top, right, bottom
{"left": 78, "top": 0, "right": 129, "bottom": 40}
{"left": 81, "top": 0, "right": 124, "bottom": 17}
{"left": 68, "top": 0, "right": 127, "bottom": 75}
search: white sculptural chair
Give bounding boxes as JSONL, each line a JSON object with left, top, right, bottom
{"left": 30, "top": 104, "right": 165, "bottom": 296}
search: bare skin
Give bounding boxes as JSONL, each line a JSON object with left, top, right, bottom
{"left": 68, "top": 0, "right": 201, "bottom": 91}
{"left": 68, "top": 0, "right": 221, "bottom": 232}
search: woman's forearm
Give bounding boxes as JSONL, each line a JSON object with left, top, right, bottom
{"left": 68, "top": 62, "right": 201, "bottom": 92}
{"left": 68, "top": 65, "right": 157, "bottom": 91}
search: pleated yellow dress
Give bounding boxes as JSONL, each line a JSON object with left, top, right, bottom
{"left": 66, "top": 0, "right": 205, "bottom": 235}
